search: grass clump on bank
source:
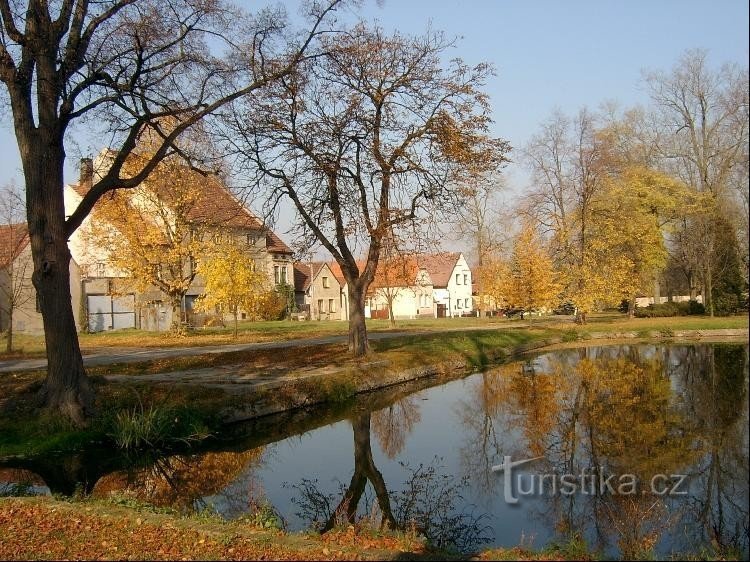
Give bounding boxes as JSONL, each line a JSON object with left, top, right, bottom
{"left": 0, "top": 377, "right": 225, "bottom": 459}
{"left": 111, "top": 402, "right": 211, "bottom": 451}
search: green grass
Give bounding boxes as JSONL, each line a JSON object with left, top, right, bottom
{"left": 1, "top": 316, "right": 512, "bottom": 357}
{"left": 2, "top": 313, "right": 745, "bottom": 360}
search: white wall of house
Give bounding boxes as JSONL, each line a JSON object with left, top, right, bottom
{"left": 432, "top": 254, "right": 473, "bottom": 317}
{"left": 3, "top": 245, "right": 83, "bottom": 334}
{"left": 369, "top": 284, "right": 434, "bottom": 319}
{"left": 635, "top": 295, "right": 703, "bottom": 308}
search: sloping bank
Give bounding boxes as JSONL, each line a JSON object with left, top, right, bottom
{"left": 216, "top": 327, "right": 748, "bottom": 424}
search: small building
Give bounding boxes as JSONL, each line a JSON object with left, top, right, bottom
{"left": 420, "top": 253, "right": 473, "bottom": 317}
{"left": 0, "top": 223, "right": 83, "bottom": 335}
{"left": 293, "top": 262, "right": 344, "bottom": 320}
{"left": 65, "top": 156, "right": 294, "bottom": 332}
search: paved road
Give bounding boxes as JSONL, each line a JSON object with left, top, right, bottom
{"left": 0, "top": 326, "right": 523, "bottom": 373}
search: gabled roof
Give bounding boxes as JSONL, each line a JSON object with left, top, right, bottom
{"left": 68, "top": 164, "right": 292, "bottom": 255}
{"left": 370, "top": 255, "right": 423, "bottom": 290}
{"left": 418, "top": 252, "right": 462, "bottom": 288}
{"left": 0, "top": 223, "right": 30, "bottom": 268}
{"left": 325, "top": 253, "right": 462, "bottom": 290}
{"left": 293, "top": 262, "right": 343, "bottom": 292}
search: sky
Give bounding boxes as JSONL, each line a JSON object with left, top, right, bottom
{"left": 0, "top": 0, "right": 748, "bottom": 254}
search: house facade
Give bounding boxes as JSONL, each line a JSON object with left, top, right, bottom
{"left": 419, "top": 253, "right": 473, "bottom": 317}
{"left": 322, "top": 252, "right": 473, "bottom": 321}
{"left": 293, "top": 262, "right": 344, "bottom": 320}
{"left": 64, "top": 156, "right": 293, "bottom": 332}
{"left": 0, "top": 223, "right": 83, "bottom": 335}
{"left": 365, "top": 257, "right": 435, "bottom": 320}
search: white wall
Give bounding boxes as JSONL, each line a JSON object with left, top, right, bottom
{"left": 432, "top": 254, "right": 473, "bottom": 317}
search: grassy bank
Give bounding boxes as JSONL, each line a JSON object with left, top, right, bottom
{"left": 0, "top": 497, "right": 742, "bottom": 561}
{"left": 0, "top": 328, "right": 551, "bottom": 458}
{"left": 0, "top": 316, "right": 747, "bottom": 458}
{"left": 2, "top": 313, "right": 746, "bottom": 359}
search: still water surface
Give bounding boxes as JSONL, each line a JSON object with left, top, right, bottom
{"left": 2, "top": 342, "right": 748, "bottom": 557}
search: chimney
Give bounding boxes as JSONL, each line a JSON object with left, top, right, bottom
{"left": 79, "top": 158, "right": 93, "bottom": 189}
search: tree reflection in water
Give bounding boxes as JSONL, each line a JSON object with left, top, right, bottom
{"left": 91, "top": 449, "right": 267, "bottom": 515}
{"left": 456, "top": 343, "right": 748, "bottom": 558}
{"left": 286, "top": 403, "right": 493, "bottom": 552}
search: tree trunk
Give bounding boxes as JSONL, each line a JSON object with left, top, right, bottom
{"left": 169, "top": 295, "right": 183, "bottom": 333}
{"left": 23, "top": 132, "right": 93, "bottom": 425}
{"left": 387, "top": 297, "right": 396, "bottom": 328}
{"left": 233, "top": 308, "right": 238, "bottom": 339}
{"left": 347, "top": 285, "right": 369, "bottom": 356}
{"left": 5, "top": 309, "right": 12, "bottom": 353}
{"left": 705, "top": 267, "right": 714, "bottom": 317}
{"left": 628, "top": 296, "right": 636, "bottom": 319}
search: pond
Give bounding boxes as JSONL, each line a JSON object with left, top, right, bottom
{"left": 2, "top": 342, "right": 748, "bottom": 558}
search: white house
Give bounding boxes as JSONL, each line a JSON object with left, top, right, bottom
{"left": 325, "top": 252, "right": 473, "bottom": 320}
{"left": 420, "top": 253, "right": 473, "bottom": 317}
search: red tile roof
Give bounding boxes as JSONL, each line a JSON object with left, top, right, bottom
{"left": 293, "top": 262, "right": 331, "bottom": 292}
{"left": 417, "top": 252, "right": 461, "bottom": 288}
{"left": 0, "top": 223, "right": 30, "bottom": 269}
{"left": 69, "top": 166, "right": 292, "bottom": 255}
{"left": 325, "top": 252, "right": 462, "bottom": 289}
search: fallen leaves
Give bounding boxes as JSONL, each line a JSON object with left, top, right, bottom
{"left": 0, "top": 497, "right": 425, "bottom": 561}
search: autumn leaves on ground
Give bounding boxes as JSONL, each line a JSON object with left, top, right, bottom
{"left": 0, "top": 497, "right": 430, "bottom": 561}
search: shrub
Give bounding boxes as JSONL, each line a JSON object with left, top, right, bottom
{"left": 713, "top": 293, "right": 740, "bottom": 316}
{"left": 687, "top": 300, "right": 705, "bottom": 315}
{"left": 257, "top": 290, "right": 289, "bottom": 320}
{"left": 634, "top": 301, "right": 705, "bottom": 318}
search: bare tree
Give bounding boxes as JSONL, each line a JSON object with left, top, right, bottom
{"left": 0, "top": 0, "right": 344, "bottom": 422}
{"left": 0, "top": 182, "right": 33, "bottom": 352}
{"left": 224, "top": 24, "right": 508, "bottom": 355}
{"left": 522, "top": 108, "right": 608, "bottom": 322}
{"left": 643, "top": 49, "right": 749, "bottom": 315}
{"left": 455, "top": 175, "right": 508, "bottom": 315}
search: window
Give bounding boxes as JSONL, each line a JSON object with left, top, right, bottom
{"left": 280, "top": 265, "right": 287, "bottom": 284}
{"left": 465, "top": 298, "right": 470, "bottom": 309}
{"left": 318, "top": 299, "right": 325, "bottom": 313}
{"left": 456, "top": 273, "right": 461, "bottom": 285}
{"left": 456, "top": 299, "right": 462, "bottom": 309}
{"left": 246, "top": 233, "right": 256, "bottom": 245}
{"left": 323, "top": 276, "right": 329, "bottom": 288}
{"left": 274, "top": 265, "right": 280, "bottom": 284}
{"left": 329, "top": 298, "right": 335, "bottom": 313}
{"left": 463, "top": 274, "right": 468, "bottom": 285}
{"left": 95, "top": 262, "right": 106, "bottom": 277}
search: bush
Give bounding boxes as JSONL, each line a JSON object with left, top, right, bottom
{"left": 257, "top": 290, "right": 288, "bottom": 320}
{"left": 633, "top": 300, "right": 705, "bottom": 318}
{"left": 687, "top": 300, "right": 706, "bottom": 315}
{"left": 713, "top": 293, "right": 740, "bottom": 316}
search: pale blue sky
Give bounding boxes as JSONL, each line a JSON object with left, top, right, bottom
{"left": 0, "top": 0, "right": 747, "bottom": 241}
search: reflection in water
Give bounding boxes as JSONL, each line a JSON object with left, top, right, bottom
{"left": 91, "top": 449, "right": 266, "bottom": 514}
{"left": 455, "top": 344, "right": 749, "bottom": 558}
{"left": 286, "top": 406, "right": 492, "bottom": 552}
{"left": 0, "top": 343, "right": 747, "bottom": 558}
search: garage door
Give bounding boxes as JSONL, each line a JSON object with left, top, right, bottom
{"left": 87, "top": 294, "right": 136, "bottom": 332}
